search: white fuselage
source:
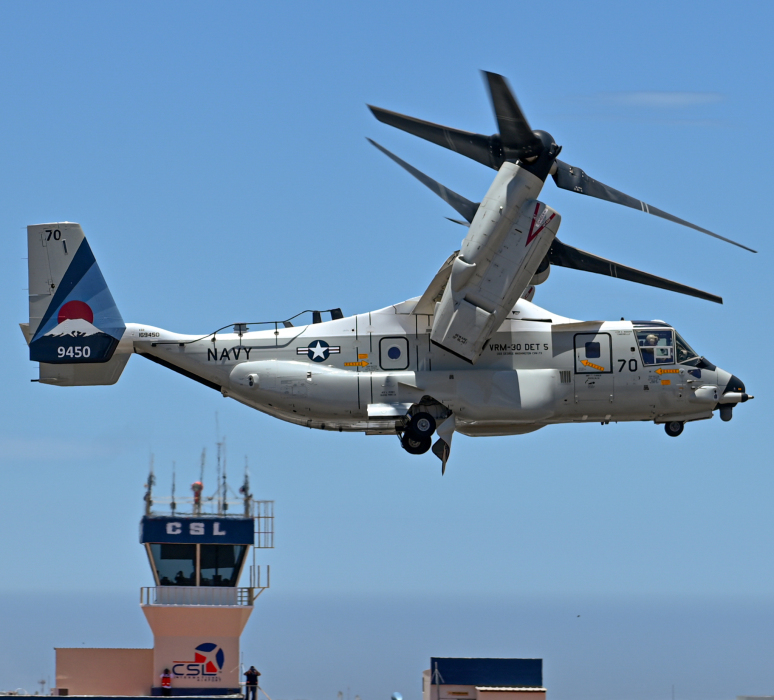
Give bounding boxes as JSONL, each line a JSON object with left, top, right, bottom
{"left": 123, "top": 297, "right": 733, "bottom": 437}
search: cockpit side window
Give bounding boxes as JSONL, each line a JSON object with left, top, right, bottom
{"left": 675, "top": 332, "right": 698, "bottom": 364}
{"left": 637, "top": 329, "right": 674, "bottom": 365}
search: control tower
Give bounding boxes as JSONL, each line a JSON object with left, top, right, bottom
{"left": 140, "top": 466, "right": 274, "bottom": 696}
{"left": 54, "top": 455, "right": 274, "bottom": 698}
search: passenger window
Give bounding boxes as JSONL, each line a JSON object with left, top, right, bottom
{"left": 585, "top": 342, "right": 601, "bottom": 358}
{"left": 637, "top": 329, "right": 674, "bottom": 365}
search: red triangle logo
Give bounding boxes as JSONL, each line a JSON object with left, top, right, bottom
{"left": 525, "top": 202, "right": 555, "bottom": 247}
{"left": 206, "top": 661, "right": 218, "bottom": 673}
{"left": 194, "top": 653, "right": 207, "bottom": 663}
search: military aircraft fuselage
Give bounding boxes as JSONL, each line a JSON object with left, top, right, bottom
{"left": 124, "top": 296, "right": 745, "bottom": 439}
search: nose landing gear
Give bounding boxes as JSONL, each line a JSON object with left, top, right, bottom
{"left": 664, "top": 421, "right": 684, "bottom": 437}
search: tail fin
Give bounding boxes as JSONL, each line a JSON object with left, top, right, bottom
{"left": 22, "top": 223, "right": 129, "bottom": 385}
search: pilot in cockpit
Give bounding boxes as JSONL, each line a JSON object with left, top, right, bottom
{"left": 641, "top": 333, "right": 659, "bottom": 364}
{"left": 638, "top": 330, "right": 675, "bottom": 365}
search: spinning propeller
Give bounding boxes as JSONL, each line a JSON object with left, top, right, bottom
{"left": 367, "top": 71, "right": 757, "bottom": 303}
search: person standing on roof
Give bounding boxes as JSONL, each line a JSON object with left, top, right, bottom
{"left": 244, "top": 666, "right": 261, "bottom": 700}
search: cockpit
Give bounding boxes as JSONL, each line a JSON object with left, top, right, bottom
{"left": 633, "top": 322, "right": 703, "bottom": 367}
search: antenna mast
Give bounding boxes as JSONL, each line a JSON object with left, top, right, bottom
{"left": 144, "top": 455, "right": 155, "bottom": 516}
{"left": 215, "top": 413, "right": 223, "bottom": 515}
{"left": 240, "top": 457, "right": 252, "bottom": 517}
{"left": 222, "top": 437, "right": 228, "bottom": 513}
{"left": 171, "top": 462, "right": 177, "bottom": 515}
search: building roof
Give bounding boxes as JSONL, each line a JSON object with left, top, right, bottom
{"left": 430, "top": 658, "right": 543, "bottom": 688}
{"left": 476, "top": 688, "right": 547, "bottom": 692}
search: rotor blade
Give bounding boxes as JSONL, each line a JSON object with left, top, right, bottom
{"left": 553, "top": 160, "right": 756, "bottom": 253}
{"left": 547, "top": 238, "right": 722, "bottom": 304}
{"left": 483, "top": 71, "right": 540, "bottom": 154}
{"left": 368, "top": 105, "right": 500, "bottom": 169}
{"left": 367, "top": 138, "right": 479, "bottom": 224}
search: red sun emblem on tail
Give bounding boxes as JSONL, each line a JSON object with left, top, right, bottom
{"left": 58, "top": 300, "right": 94, "bottom": 324}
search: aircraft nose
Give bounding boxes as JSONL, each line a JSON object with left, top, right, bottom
{"left": 725, "top": 374, "right": 746, "bottom": 394}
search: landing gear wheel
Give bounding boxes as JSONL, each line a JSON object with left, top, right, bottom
{"left": 401, "top": 430, "right": 432, "bottom": 455}
{"left": 664, "top": 421, "right": 684, "bottom": 437}
{"left": 408, "top": 412, "right": 436, "bottom": 438}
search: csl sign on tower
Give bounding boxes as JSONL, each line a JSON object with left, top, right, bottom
{"left": 140, "top": 516, "right": 254, "bottom": 545}
{"left": 173, "top": 642, "right": 225, "bottom": 680}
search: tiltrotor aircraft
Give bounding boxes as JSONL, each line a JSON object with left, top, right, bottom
{"left": 21, "top": 72, "right": 755, "bottom": 472}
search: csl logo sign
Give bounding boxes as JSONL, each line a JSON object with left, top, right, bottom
{"left": 172, "top": 643, "right": 225, "bottom": 680}
{"left": 166, "top": 521, "right": 227, "bottom": 536}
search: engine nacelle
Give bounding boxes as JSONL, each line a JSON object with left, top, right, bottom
{"left": 430, "top": 161, "right": 560, "bottom": 363}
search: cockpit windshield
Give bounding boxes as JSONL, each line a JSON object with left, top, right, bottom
{"left": 636, "top": 329, "right": 674, "bottom": 365}
{"left": 636, "top": 328, "right": 699, "bottom": 366}
{"left": 675, "top": 331, "right": 699, "bottom": 364}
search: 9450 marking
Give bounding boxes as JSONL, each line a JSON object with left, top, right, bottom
{"left": 58, "top": 346, "right": 91, "bottom": 359}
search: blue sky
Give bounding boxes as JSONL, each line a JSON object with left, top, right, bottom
{"left": 1, "top": 1, "right": 773, "bottom": 699}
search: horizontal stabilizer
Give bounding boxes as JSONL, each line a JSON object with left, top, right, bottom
{"left": 37, "top": 354, "right": 130, "bottom": 386}
{"left": 547, "top": 238, "right": 722, "bottom": 304}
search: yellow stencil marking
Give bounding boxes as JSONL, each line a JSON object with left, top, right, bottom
{"left": 661, "top": 379, "right": 671, "bottom": 385}
{"left": 358, "top": 353, "right": 369, "bottom": 359}
{"left": 581, "top": 359, "right": 605, "bottom": 371}
{"left": 656, "top": 368, "right": 680, "bottom": 375}
{"left": 345, "top": 361, "right": 368, "bottom": 367}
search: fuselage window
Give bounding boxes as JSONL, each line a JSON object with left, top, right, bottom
{"left": 637, "top": 329, "right": 674, "bottom": 365}
{"left": 585, "top": 341, "right": 601, "bottom": 359}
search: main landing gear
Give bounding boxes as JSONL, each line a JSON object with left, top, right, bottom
{"left": 664, "top": 421, "right": 684, "bottom": 437}
{"left": 400, "top": 412, "right": 437, "bottom": 455}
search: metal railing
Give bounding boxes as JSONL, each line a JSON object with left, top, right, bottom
{"left": 254, "top": 500, "right": 274, "bottom": 548}
{"left": 140, "top": 586, "right": 267, "bottom": 606}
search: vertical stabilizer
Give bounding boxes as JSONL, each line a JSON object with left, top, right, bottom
{"left": 26, "top": 223, "right": 125, "bottom": 365}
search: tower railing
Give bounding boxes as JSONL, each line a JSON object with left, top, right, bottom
{"left": 140, "top": 585, "right": 268, "bottom": 607}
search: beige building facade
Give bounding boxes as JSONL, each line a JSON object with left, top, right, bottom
{"left": 55, "top": 648, "right": 154, "bottom": 696}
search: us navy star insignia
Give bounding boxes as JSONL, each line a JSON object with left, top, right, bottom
{"left": 296, "top": 340, "right": 340, "bottom": 362}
